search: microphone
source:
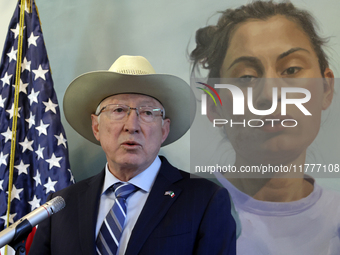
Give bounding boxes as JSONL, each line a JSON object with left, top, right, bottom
{"left": 0, "top": 196, "right": 65, "bottom": 248}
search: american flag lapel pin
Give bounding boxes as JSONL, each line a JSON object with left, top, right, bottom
{"left": 164, "top": 191, "right": 175, "bottom": 198}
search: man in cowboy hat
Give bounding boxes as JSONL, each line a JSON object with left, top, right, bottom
{"left": 29, "top": 55, "right": 236, "bottom": 255}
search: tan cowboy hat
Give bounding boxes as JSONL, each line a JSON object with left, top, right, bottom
{"left": 63, "top": 55, "right": 195, "bottom": 146}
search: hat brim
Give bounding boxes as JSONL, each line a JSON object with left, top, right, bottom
{"left": 63, "top": 71, "right": 196, "bottom": 146}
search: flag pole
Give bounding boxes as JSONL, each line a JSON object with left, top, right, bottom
{"left": 4, "top": 1, "right": 27, "bottom": 254}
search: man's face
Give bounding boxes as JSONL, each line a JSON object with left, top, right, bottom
{"left": 209, "top": 15, "right": 334, "bottom": 165}
{"left": 91, "top": 94, "right": 170, "bottom": 175}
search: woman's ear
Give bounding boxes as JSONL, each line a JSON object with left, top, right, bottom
{"left": 322, "top": 68, "right": 334, "bottom": 110}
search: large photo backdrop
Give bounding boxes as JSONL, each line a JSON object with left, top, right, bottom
{"left": 1, "top": 0, "right": 339, "bottom": 191}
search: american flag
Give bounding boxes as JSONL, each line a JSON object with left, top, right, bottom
{"left": 0, "top": 0, "right": 74, "bottom": 252}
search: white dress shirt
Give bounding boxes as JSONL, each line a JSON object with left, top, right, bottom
{"left": 95, "top": 156, "right": 161, "bottom": 255}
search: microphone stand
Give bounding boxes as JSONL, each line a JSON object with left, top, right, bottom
{"left": 10, "top": 240, "right": 26, "bottom": 255}
{"left": 7, "top": 219, "right": 33, "bottom": 255}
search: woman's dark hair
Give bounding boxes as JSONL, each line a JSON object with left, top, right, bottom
{"left": 190, "top": 0, "right": 329, "bottom": 78}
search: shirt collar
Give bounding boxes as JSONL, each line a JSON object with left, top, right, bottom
{"left": 102, "top": 156, "right": 161, "bottom": 194}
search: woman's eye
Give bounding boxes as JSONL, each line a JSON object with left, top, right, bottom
{"left": 282, "top": 67, "right": 302, "bottom": 75}
{"left": 240, "top": 75, "right": 256, "bottom": 80}
{"left": 237, "top": 75, "right": 257, "bottom": 86}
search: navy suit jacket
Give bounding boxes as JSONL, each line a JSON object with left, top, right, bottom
{"left": 29, "top": 157, "right": 236, "bottom": 254}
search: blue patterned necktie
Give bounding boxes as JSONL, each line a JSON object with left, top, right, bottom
{"left": 96, "top": 182, "right": 138, "bottom": 255}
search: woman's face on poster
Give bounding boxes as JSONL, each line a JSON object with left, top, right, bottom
{"left": 209, "top": 15, "right": 334, "bottom": 165}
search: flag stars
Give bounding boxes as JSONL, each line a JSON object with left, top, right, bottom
{"left": 19, "top": 3, "right": 31, "bottom": 13}
{"left": 28, "top": 195, "right": 41, "bottom": 210}
{"left": 46, "top": 153, "right": 62, "bottom": 170}
{"left": 46, "top": 153, "right": 62, "bottom": 169}
{"left": 0, "top": 213, "right": 17, "bottom": 225}
{"left": 35, "top": 145, "right": 45, "bottom": 160}
{"left": 28, "top": 32, "right": 39, "bottom": 47}
{"left": 55, "top": 133, "right": 67, "bottom": 148}
{"left": 1, "top": 127, "right": 12, "bottom": 143}
{"left": 0, "top": 95, "right": 6, "bottom": 108}
{"left": 32, "top": 65, "right": 48, "bottom": 80}
{"left": 7, "top": 47, "right": 18, "bottom": 62}
{"left": 33, "top": 170, "right": 42, "bottom": 187}
{"left": 19, "top": 137, "right": 34, "bottom": 152}
{"left": 44, "top": 177, "right": 57, "bottom": 194}
{"left": 10, "top": 23, "right": 25, "bottom": 39}
{"left": 28, "top": 88, "right": 40, "bottom": 105}
{"left": 19, "top": 79, "right": 29, "bottom": 94}
{"left": 1, "top": 72, "right": 13, "bottom": 86}
{"left": 6, "top": 104, "right": 21, "bottom": 119}
{"left": 35, "top": 120, "right": 50, "bottom": 136}
{"left": 9, "top": 185, "right": 23, "bottom": 201}
{"left": 43, "top": 99, "right": 58, "bottom": 113}
{"left": 0, "top": 152, "right": 8, "bottom": 167}
{"left": 21, "top": 57, "right": 31, "bottom": 72}
{"left": 14, "top": 160, "right": 29, "bottom": 175}
{"left": 68, "top": 169, "right": 75, "bottom": 183}
{"left": 12, "top": 79, "right": 29, "bottom": 94}
{"left": 25, "top": 112, "right": 35, "bottom": 128}
{"left": 0, "top": 179, "right": 3, "bottom": 190}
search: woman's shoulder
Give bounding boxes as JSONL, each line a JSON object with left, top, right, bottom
{"left": 314, "top": 183, "right": 340, "bottom": 218}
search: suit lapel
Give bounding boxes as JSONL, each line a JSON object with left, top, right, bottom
{"left": 125, "top": 158, "right": 183, "bottom": 255}
{"left": 77, "top": 170, "right": 105, "bottom": 255}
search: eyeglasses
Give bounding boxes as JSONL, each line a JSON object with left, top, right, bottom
{"left": 96, "top": 104, "right": 165, "bottom": 123}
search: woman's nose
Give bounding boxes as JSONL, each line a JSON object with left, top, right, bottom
{"left": 250, "top": 78, "right": 282, "bottom": 115}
